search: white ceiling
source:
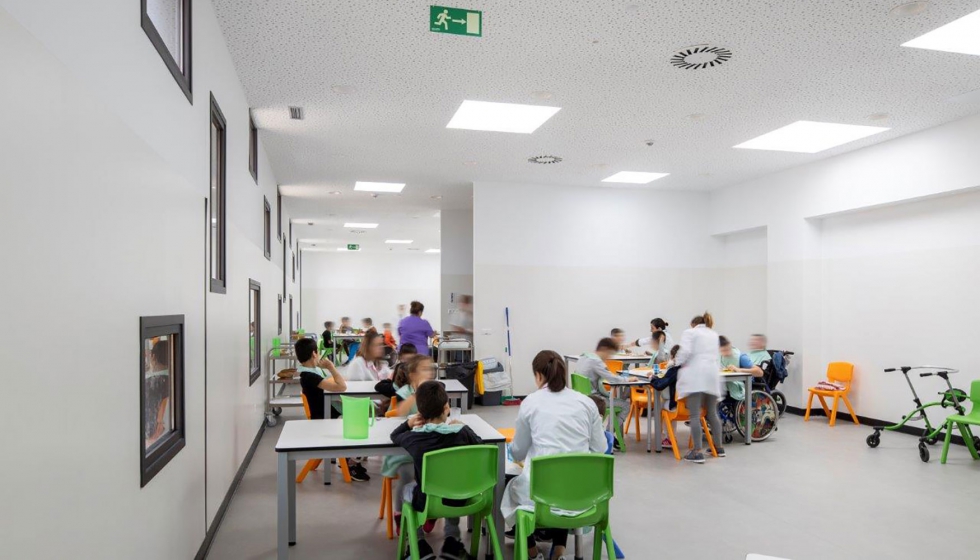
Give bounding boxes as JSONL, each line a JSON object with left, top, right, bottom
{"left": 213, "top": 0, "right": 980, "bottom": 249}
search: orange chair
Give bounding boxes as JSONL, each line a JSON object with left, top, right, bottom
{"left": 497, "top": 428, "right": 515, "bottom": 442}
{"left": 296, "top": 393, "right": 352, "bottom": 484}
{"left": 662, "top": 398, "right": 719, "bottom": 461}
{"left": 805, "top": 362, "right": 859, "bottom": 427}
{"left": 378, "top": 399, "right": 403, "bottom": 539}
{"left": 623, "top": 386, "right": 651, "bottom": 442}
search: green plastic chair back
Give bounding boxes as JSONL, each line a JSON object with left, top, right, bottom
{"left": 397, "top": 445, "right": 503, "bottom": 559}
{"left": 515, "top": 453, "right": 616, "bottom": 560}
{"left": 970, "top": 380, "right": 980, "bottom": 411}
{"left": 939, "top": 380, "right": 980, "bottom": 464}
{"left": 340, "top": 396, "right": 375, "bottom": 439}
{"left": 571, "top": 373, "right": 591, "bottom": 396}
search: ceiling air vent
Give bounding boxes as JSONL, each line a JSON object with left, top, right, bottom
{"left": 288, "top": 106, "right": 304, "bottom": 120}
{"left": 670, "top": 45, "right": 732, "bottom": 70}
{"left": 528, "top": 155, "right": 562, "bottom": 164}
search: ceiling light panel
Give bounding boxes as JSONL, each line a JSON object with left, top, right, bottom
{"left": 734, "top": 121, "right": 889, "bottom": 153}
{"left": 354, "top": 181, "right": 405, "bottom": 193}
{"left": 425, "top": 249, "right": 441, "bottom": 253}
{"left": 902, "top": 9, "right": 980, "bottom": 56}
{"left": 446, "top": 100, "right": 560, "bottom": 133}
{"left": 344, "top": 222, "right": 378, "bottom": 228}
{"left": 601, "top": 171, "right": 670, "bottom": 184}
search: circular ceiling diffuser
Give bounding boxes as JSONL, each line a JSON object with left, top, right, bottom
{"left": 528, "top": 155, "right": 562, "bottom": 164}
{"left": 670, "top": 45, "right": 732, "bottom": 70}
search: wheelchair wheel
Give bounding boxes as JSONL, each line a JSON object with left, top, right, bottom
{"left": 771, "top": 390, "right": 787, "bottom": 416}
{"left": 735, "top": 391, "right": 778, "bottom": 442}
{"left": 717, "top": 399, "right": 739, "bottom": 444}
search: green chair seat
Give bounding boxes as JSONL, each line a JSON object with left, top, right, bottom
{"left": 396, "top": 445, "right": 503, "bottom": 560}
{"left": 940, "top": 380, "right": 980, "bottom": 464}
{"left": 515, "top": 453, "right": 616, "bottom": 560}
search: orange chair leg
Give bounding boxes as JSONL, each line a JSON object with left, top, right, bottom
{"left": 817, "top": 395, "right": 831, "bottom": 417}
{"left": 296, "top": 459, "right": 322, "bottom": 483}
{"left": 385, "top": 478, "right": 395, "bottom": 539}
{"left": 339, "top": 458, "right": 352, "bottom": 484}
{"left": 664, "top": 413, "right": 681, "bottom": 461}
{"left": 702, "top": 418, "right": 718, "bottom": 457}
{"left": 624, "top": 406, "right": 633, "bottom": 435}
{"left": 804, "top": 392, "right": 814, "bottom": 421}
{"left": 633, "top": 403, "right": 642, "bottom": 442}
{"left": 830, "top": 395, "right": 841, "bottom": 427}
{"left": 379, "top": 477, "right": 389, "bottom": 519}
{"left": 843, "top": 396, "right": 860, "bottom": 425}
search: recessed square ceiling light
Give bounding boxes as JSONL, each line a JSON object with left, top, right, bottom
{"left": 446, "top": 100, "right": 560, "bottom": 133}
{"left": 385, "top": 240, "right": 413, "bottom": 244}
{"left": 354, "top": 181, "right": 405, "bottom": 193}
{"left": 425, "top": 249, "right": 441, "bottom": 254}
{"left": 902, "top": 8, "right": 980, "bottom": 56}
{"left": 601, "top": 171, "right": 670, "bottom": 184}
{"left": 344, "top": 222, "right": 378, "bottom": 228}
{"left": 734, "top": 121, "right": 889, "bottom": 153}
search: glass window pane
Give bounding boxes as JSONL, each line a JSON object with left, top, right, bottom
{"left": 144, "top": 335, "right": 174, "bottom": 451}
{"left": 146, "top": 0, "right": 183, "bottom": 71}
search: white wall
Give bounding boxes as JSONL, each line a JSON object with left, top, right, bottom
{"left": 302, "top": 251, "right": 441, "bottom": 334}
{"left": 714, "top": 227, "right": 768, "bottom": 353}
{"left": 709, "top": 113, "right": 980, "bottom": 418}
{"left": 0, "top": 2, "right": 297, "bottom": 557}
{"left": 441, "top": 208, "right": 474, "bottom": 331}
{"left": 473, "top": 182, "right": 721, "bottom": 396}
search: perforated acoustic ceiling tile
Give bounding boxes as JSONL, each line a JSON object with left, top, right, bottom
{"left": 212, "top": 0, "right": 980, "bottom": 237}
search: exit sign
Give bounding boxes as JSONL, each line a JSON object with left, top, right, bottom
{"left": 347, "top": 244, "right": 360, "bottom": 251}
{"left": 430, "top": 5, "right": 482, "bottom": 37}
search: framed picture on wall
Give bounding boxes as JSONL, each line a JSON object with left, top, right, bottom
{"left": 249, "top": 280, "right": 261, "bottom": 385}
{"left": 140, "top": 315, "right": 185, "bottom": 487}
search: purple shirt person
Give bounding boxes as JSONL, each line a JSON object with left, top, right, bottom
{"left": 398, "top": 301, "right": 434, "bottom": 352}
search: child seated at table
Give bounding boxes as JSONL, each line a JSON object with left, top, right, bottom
{"left": 588, "top": 395, "right": 616, "bottom": 454}
{"left": 574, "top": 338, "right": 630, "bottom": 436}
{"left": 295, "top": 338, "right": 368, "bottom": 482}
{"left": 391, "top": 380, "right": 483, "bottom": 560}
{"left": 720, "top": 335, "right": 764, "bottom": 401}
{"left": 610, "top": 328, "right": 626, "bottom": 350}
{"left": 375, "top": 343, "right": 418, "bottom": 401}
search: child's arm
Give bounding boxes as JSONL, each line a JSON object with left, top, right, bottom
{"left": 390, "top": 419, "right": 412, "bottom": 443}
{"left": 395, "top": 395, "right": 416, "bottom": 417}
{"left": 316, "top": 359, "right": 347, "bottom": 392}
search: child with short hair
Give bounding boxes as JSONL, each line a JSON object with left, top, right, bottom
{"left": 391, "top": 380, "right": 483, "bottom": 560}
{"left": 383, "top": 322, "right": 397, "bottom": 348}
{"left": 610, "top": 328, "right": 626, "bottom": 350}
{"left": 574, "top": 338, "right": 630, "bottom": 430}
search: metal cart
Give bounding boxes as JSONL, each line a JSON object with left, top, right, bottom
{"left": 266, "top": 346, "right": 302, "bottom": 427}
{"left": 437, "top": 337, "right": 473, "bottom": 372}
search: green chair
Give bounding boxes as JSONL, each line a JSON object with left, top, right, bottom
{"left": 940, "top": 380, "right": 980, "bottom": 464}
{"left": 397, "top": 445, "right": 503, "bottom": 560}
{"left": 571, "top": 373, "right": 626, "bottom": 452}
{"left": 515, "top": 453, "right": 616, "bottom": 560}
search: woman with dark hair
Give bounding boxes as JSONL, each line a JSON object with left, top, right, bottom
{"left": 501, "top": 350, "right": 608, "bottom": 560}
{"left": 397, "top": 300, "right": 435, "bottom": 353}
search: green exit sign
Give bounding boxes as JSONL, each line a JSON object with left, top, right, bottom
{"left": 430, "top": 5, "right": 482, "bottom": 37}
{"left": 347, "top": 244, "right": 360, "bottom": 251}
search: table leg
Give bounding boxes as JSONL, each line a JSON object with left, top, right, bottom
{"left": 574, "top": 528, "right": 584, "bottom": 560}
{"left": 744, "top": 375, "right": 752, "bottom": 446}
{"left": 462, "top": 392, "right": 469, "bottom": 413}
{"left": 332, "top": 337, "right": 338, "bottom": 365}
{"left": 492, "top": 442, "right": 506, "bottom": 560}
{"left": 653, "top": 387, "right": 663, "bottom": 453}
{"left": 277, "top": 453, "right": 296, "bottom": 559}
{"left": 606, "top": 391, "right": 615, "bottom": 433}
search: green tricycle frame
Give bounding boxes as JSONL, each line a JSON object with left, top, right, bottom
{"left": 866, "top": 365, "right": 980, "bottom": 462}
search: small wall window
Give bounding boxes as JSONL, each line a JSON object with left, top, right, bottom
{"left": 263, "top": 197, "right": 272, "bottom": 260}
{"left": 292, "top": 254, "right": 296, "bottom": 282}
{"left": 209, "top": 94, "right": 227, "bottom": 294}
{"left": 277, "top": 189, "right": 282, "bottom": 241}
{"left": 248, "top": 114, "right": 258, "bottom": 182}
{"left": 249, "top": 280, "right": 261, "bottom": 385}
{"left": 141, "top": 0, "right": 192, "bottom": 103}
{"left": 288, "top": 296, "right": 294, "bottom": 334}
{"left": 277, "top": 295, "right": 283, "bottom": 335}
{"left": 141, "top": 315, "right": 185, "bottom": 487}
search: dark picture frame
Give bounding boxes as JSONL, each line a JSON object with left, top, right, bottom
{"left": 249, "top": 280, "right": 261, "bottom": 385}
{"left": 140, "top": 314, "right": 185, "bottom": 488}
{"left": 140, "top": 0, "right": 192, "bottom": 103}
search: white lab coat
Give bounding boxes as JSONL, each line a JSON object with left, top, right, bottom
{"left": 674, "top": 324, "right": 722, "bottom": 398}
{"left": 344, "top": 356, "right": 392, "bottom": 382}
{"left": 500, "top": 387, "right": 608, "bottom": 525}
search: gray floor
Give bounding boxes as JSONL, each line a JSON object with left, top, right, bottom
{"left": 208, "top": 403, "right": 980, "bottom": 560}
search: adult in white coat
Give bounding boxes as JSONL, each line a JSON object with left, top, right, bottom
{"left": 674, "top": 311, "right": 724, "bottom": 464}
{"left": 502, "top": 350, "right": 608, "bottom": 560}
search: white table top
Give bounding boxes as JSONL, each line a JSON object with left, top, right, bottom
{"left": 605, "top": 376, "right": 652, "bottom": 386}
{"left": 564, "top": 353, "right": 651, "bottom": 362}
{"left": 332, "top": 332, "right": 364, "bottom": 339}
{"left": 323, "top": 379, "right": 467, "bottom": 395}
{"left": 275, "top": 414, "right": 506, "bottom": 452}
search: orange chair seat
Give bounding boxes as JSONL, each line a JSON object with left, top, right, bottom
{"left": 805, "top": 362, "right": 859, "bottom": 427}
{"left": 497, "top": 428, "right": 515, "bottom": 443}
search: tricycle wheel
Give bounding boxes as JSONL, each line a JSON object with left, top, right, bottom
{"left": 973, "top": 436, "right": 980, "bottom": 450}
{"left": 866, "top": 433, "right": 880, "bottom": 448}
{"left": 918, "top": 442, "right": 930, "bottom": 463}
